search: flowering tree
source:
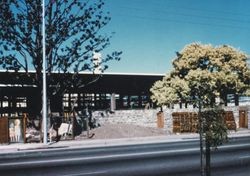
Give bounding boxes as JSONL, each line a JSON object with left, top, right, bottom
{"left": 151, "top": 43, "right": 250, "bottom": 175}
{"left": 151, "top": 43, "right": 250, "bottom": 107}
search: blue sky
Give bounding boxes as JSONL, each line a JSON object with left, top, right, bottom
{"left": 102, "top": 0, "right": 250, "bottom": 74}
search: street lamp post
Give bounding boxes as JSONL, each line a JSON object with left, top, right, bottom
{"left": 42, "top": 0, "right": 47, "bottom": 144}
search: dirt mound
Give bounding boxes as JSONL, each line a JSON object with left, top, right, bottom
{"left": 88, "top": 122, "right": 165, "bottom": 139}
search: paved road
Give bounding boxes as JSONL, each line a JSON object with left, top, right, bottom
{"left": 0, "top": 136, "right": 249, "bottom": 176}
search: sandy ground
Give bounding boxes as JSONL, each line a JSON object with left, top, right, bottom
{"left": 76, "top": 122, "right": 166, "bottom": 140}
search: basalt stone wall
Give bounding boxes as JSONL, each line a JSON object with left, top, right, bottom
{"left": 93, "top": 109, "right": 172, "bottom": 132}
{"left": 93, "top": 105, "right": 250, "bottom": 132}
{"left": 93, "top": 109, "right": 159, "bottom": 127}
{"left": 93, "top": 109, "right": 188, "bottom": 133}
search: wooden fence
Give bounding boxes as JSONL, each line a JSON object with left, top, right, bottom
{"left": 172, "top": 111, "right": 236, "bottom": 133}
{"left": 0, "top": 117, "right": 9, "bottom": 144}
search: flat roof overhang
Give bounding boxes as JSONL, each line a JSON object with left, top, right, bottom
{"left": 0, "top": 71, "right": 164, "bottom": 95}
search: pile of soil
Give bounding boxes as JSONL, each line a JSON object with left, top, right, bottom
{"left": 80, "top": 122, "right": 166, "bottom": 139}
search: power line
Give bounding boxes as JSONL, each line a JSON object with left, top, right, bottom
{"left": 115, "top": 13, "right": 250, "bottom": 31}
{"left": 115, "top": 5, "right": 250, "bottom": 26}
{"left": 117, "top": 0, "right": 250, "bottom": 18}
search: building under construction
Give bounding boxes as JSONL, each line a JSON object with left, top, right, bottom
{"left": 0, "top": 71, "right": 164, "bottom": 144}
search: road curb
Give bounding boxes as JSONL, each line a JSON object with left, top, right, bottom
{"left": 0, "top": 130, "right": 249, "bottom": 154}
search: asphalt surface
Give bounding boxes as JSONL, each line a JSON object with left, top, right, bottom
{"left": 0, "top": 135, "right": 249, "bottom": 176}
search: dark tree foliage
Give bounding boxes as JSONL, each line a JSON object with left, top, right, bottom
{"left": 0, "top": 0, "right": 122, "bottom": 115}
{"left": 200, "top": 108, "right": 228, "bottom": 148}
{"left": 200, "top": 107, "right": 228, "bottom": 175}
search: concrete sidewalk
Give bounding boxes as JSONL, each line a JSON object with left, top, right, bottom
{"left": 0, "top": 129, "right": 249, "bottom": 154}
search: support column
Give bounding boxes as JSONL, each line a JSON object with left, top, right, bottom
{"left": 127, "top": 95, "right": 131, "bottom": 109}
{"left": 94, "top": 94, "right": 97, "bottom": 109}
{"left": 119, "top": 94, "right": 123, "bottom": 109}
{"left": 138, "top": 94, "right": 142, "bottom": 108}
{"left": 110, "top": 93, "right": 116, "bottom": 112}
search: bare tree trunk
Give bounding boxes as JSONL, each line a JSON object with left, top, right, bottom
{"left": 198, "top": 99, "right": 205, "bottom": 176}
{"left": 235, "top": 94, "right": 239, "bottom": 106}
{"left": 205, "top": 138, "right": 211, "bottom": 176}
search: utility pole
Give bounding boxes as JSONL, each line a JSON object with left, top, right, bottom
{"left": 42, "top": 0, "right": 47, "bottom": 144}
